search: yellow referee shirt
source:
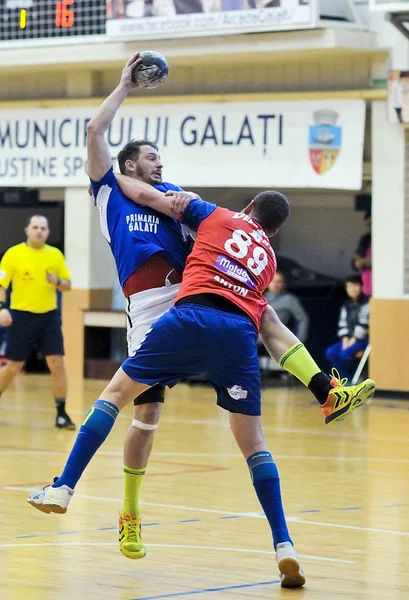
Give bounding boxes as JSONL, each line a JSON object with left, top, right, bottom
{"left": 0, "top": 243, "right": 71, "bottom": 313}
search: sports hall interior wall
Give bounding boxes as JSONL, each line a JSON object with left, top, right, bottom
{"left": 0, "top": 49, "right": 384, "bottom": 101}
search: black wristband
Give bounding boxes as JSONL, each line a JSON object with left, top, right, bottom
{"left": 0, "top": 301, "right": 9, "bottom": 311}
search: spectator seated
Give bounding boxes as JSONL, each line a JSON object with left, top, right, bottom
{"left": 325, "top": 275, "right": 369, "bottom": 381}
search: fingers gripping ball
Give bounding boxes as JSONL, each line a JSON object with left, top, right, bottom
{"left": 132, "top": 51, "right": 169, "bottom": 89}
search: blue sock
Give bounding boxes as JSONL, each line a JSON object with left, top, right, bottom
{"left": 52, "top": 400, "right": 119, "bottom": 490}
{"left": 247, "top": 451, "right": 292, "bottom": 549}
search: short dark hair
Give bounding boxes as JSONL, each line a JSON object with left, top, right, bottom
{"left": 117, "top": 139, "right": 159, "bottom": 174}
{"left": 345, "top": 274, "right": 362, "bottom": 285}
{"left": 252, "top": 191, "right": 290, "bottom": 233}
{"left": 25, "top": 214, "right": 49, "bottom": 227}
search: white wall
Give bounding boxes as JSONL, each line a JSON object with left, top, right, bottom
{"left": 372, "top": 100, "right": 405, "bottom": 299}
{"left": 369, "top": 9, "right": 409, "bottom": 70}
{"left": 64, "top": 187, "right": 116, "bottom": 290}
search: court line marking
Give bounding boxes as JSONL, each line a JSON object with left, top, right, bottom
{"left": 13, "top": 486, "right": 409, "bottom": 538}
{"left": 4, "top": 487, "right": 264, "bottom": 518}
{"left": 7, "top": 487, "right": 409, "bottom": 533}
{"left": 7, "top": 486, "right": 409, "bottom": 538}
{"left": 0, "top": 457, "right": 229, "bottom": 487}
{"left": 178, "top": 519, "right": 201, "bottom": 523}
{"left": 2, "top": 448, "right": 409, "bottom": 465}
{"left": 2, "top": 405, "right": 409, "bottom": 443}
{"left": 131, "top": 580, "right": 280, "bottom": 600}
{"left": 287, "top": 517, "right": 409, "bottom": 536}
{"left": 7, "top": 486, "right": 409, "bottom": 536}
{"left": 0, "top": 541, "right": 354, "bottom": 563}
{"left": 147, "top": 452, "right": 409, "bottom": 462}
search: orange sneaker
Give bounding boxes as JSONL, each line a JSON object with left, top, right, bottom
{"left": 321, "top": 369, "right": 375, "bottom": 425}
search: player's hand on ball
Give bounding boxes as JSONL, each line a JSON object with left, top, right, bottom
{"left": 120, "top": 53, "right": 142, "bottom": 91}
{"left": 132, "top": 51, "right": 169, "bottom": 89}
{"left": 165, "top": 191, "right": 201, "bottom": 218}
{"left": 0, "top": 308, "right": 12, "bottom": 327}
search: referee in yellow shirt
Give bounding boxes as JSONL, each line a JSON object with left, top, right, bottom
{"left": 0, "top": 215, "right": 75, "bottom": 430}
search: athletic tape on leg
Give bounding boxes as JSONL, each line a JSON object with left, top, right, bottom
{"left": 132, "top": 419, "right": 158, "bottom": 431}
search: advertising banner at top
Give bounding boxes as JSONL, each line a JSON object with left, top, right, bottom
{"left": 106, "top": 0, "right": 317, "bottom": 40}
{"left": 0, "top": 99, "right": 365, "bottom": 190}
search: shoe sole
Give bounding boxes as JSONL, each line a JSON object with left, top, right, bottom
{"left": 55, "top": 424, "right": 76, "bottom": 431}
{"left": 325, "top": 379, "right": 376, "bottom": 425}
{"left": 119, "top": 546, "right": 146, "bottom": 560}
{"left": 27, "top": 499, "right": 67, "bottom": 514}
{"left": 278, "top": 557, "right": 306, "bottom": 588}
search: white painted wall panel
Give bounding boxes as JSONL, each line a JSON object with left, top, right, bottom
{"left": 372, "top": 101, "right": 405, "bottom": 299}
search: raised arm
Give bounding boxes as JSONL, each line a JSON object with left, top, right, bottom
{"left": 116, "top": 175, "right": 204, "bottom": 222}
{"left": 87, "top": 53, "right": 141, "bottom": 181}
{"left": 116, "top": 174, "right": 184, "bottom": 219}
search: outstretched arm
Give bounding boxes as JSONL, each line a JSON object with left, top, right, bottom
{"left": 87, "top": 53, "right": 141, "bottom": 181}
{"left": 115, "top": 174, "right": 186, "bottom": 218}
{"left": 116, "top": 175, "right": 199, "bottom": 219}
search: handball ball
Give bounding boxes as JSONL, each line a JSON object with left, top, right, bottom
{"left": 132, "top": 51, "right": 169, "bottom": 89}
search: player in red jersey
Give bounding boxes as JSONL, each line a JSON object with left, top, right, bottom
{"left": 28, "top": 185, "right": 375, "bottom": 587}
{"left": 175, "top": 204, "right": 276, "bottom": 328}
{"left": 27, "top": 187, "right": 308, "bottom": 586}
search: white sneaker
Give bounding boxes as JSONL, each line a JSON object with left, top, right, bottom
{"left": 276, "top": 542, "right": 306, "bottom": 588}
{"left": 27, "top": 482, "right": 74, "bottom": 514}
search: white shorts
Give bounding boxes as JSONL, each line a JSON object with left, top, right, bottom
{"left": 125, "top": 283, "right": 181, "bottom": 356}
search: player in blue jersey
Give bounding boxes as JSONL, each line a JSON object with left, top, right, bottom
{"left": 84, "top": 53, "right": 193, "bottom": 559}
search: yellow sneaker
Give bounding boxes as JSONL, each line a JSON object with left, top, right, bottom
{"left": 118, "top": 511, "right": 146, "bottom": 559}
{"left": 321, "top": 369, "right": 376, "bottom": 425}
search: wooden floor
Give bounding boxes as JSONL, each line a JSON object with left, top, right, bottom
{"left": 1, "top": 374, "right": 409, "bottom": 599}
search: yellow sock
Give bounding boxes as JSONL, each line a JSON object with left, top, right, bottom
{"left": 279, "top": 343, "right": 321, "bottom": 387}
{"left": 123, "top": 465, "right": 146, "bottom": 517}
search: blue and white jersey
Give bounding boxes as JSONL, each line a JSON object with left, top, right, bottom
{"left": 90, "top": 168, "right": 191, "bottom": 287}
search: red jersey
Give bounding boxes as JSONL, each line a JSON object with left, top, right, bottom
{"left": 176, "top": 204, "right": 276, "bottom": 329}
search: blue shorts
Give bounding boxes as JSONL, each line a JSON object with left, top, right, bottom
{"left": 122, "top": 303, "right": 261, "bottom": 416}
